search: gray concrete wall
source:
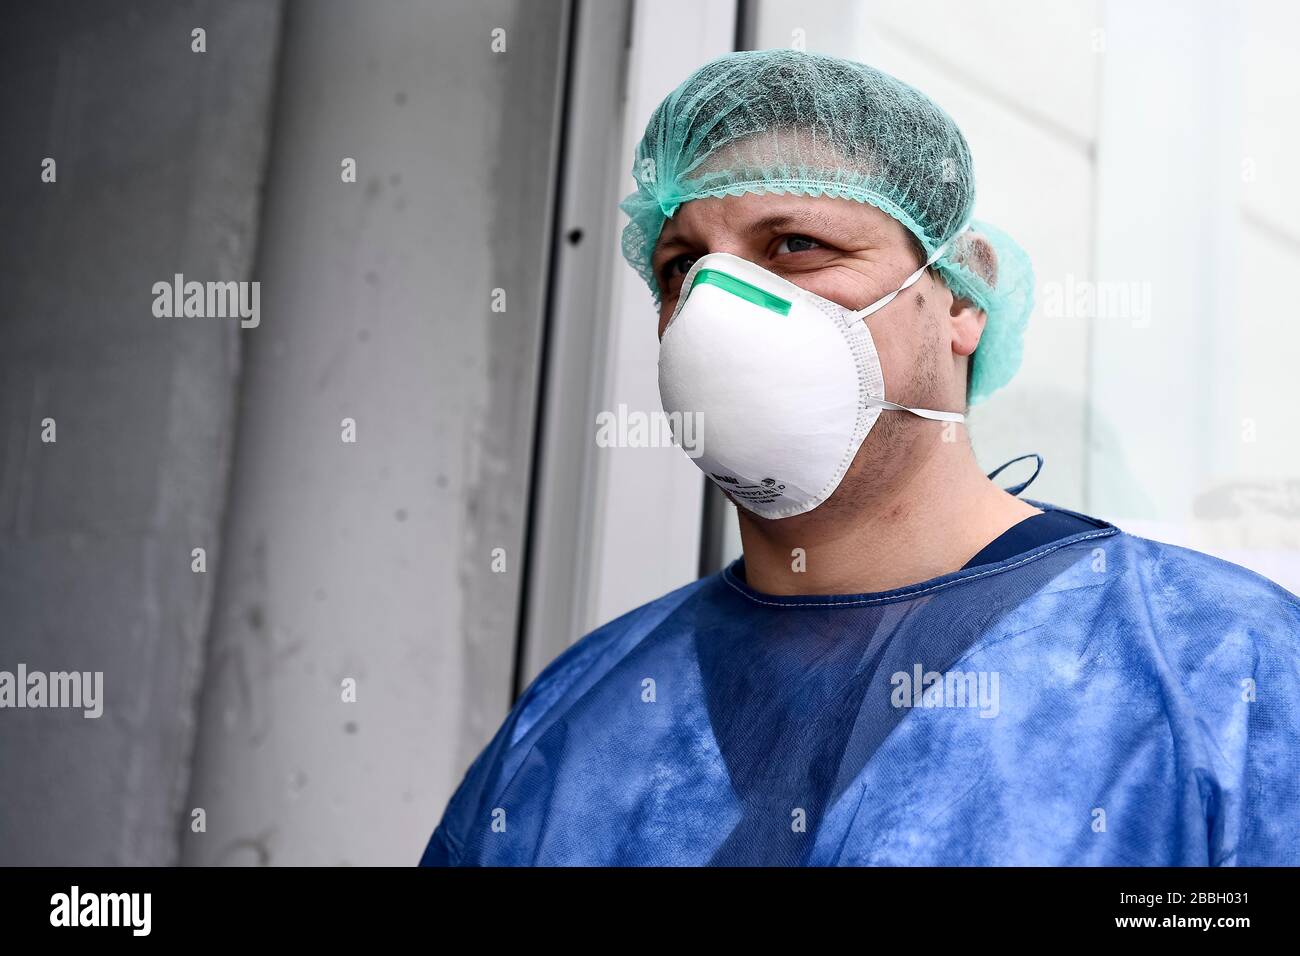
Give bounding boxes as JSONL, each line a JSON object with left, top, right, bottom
{"left": 180, "top": 0, "right": 568, "bottom": 865}
{"left": 0, "top": 0, "right": 570, "bottom": 866}
{"left": 0, "top": 0, "right": 283, "bottom": 864}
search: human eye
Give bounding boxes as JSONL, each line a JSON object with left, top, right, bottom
{"left": 661, "top": 253, "right": 697, "bottom": 280}
{"left": 656, "top": 253, "right": 698, "bottom": 298}
{"left": 776, "top": 234, "right": 821, "bottom": 255}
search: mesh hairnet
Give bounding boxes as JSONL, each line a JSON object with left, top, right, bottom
{"left": 618, "top": 49, "right": 1034, "bottom": 405}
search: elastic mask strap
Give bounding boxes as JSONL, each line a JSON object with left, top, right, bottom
{"left": 986, "top": 453, "right": 1044, "bottom": 495}
{"left": 864, "top": 395, "right": 965, "bottom": 423}
{"left": 848, "top": 225, "right": 967, "bottom": 322}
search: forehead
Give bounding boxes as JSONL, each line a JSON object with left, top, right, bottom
{"left": 654, "top": 192, "right": 901, "bottom": 254}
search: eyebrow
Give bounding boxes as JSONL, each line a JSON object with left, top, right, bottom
{"left": 652, "top": 233, "right": 693, "bottom": 260}
{"left": 653, "top": 204, "right": 881, "bottom": 267}
{"left": 747, "top": 208, "right": 875, "bottom": 242}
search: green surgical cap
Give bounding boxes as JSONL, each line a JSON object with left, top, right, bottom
{"left": 618, "top": 48, "right": 1034, "bottom": 405}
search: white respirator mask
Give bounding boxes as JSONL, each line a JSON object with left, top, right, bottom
{"left": 657, "top": 230, "right": 967, "bottom": 520}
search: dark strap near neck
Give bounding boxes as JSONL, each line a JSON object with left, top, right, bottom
{"left": 986, "top": 453, "right": 1043, "bottom": 497}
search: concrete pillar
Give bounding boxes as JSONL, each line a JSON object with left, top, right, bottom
{"left": 0, "top": 0, "right": 282, "bottom": 864}
{"left": 181, "top": 0, "right": 568, "bottom": 865}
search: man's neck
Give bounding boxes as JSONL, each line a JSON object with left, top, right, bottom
{"left": 736, "top": 440, "right": 1042, "bottom": 596}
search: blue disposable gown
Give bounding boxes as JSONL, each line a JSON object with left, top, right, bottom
{"left": 420, "top": 501, "right": 1300, "bottom": 866}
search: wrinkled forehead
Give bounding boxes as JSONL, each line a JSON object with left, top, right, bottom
{"left": 657, "top": 125, "right": 906, "bottom": 254}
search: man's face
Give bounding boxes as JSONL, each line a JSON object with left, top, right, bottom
{"left": 650, "top": 192, "right": 987, "bottom": 523}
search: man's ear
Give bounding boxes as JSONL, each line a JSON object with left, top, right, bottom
{"left": 944, "top": 230, "right": 997, "bottom": 359}
{"left": 944, "top": 230, "right": 998, "bottom": 407}
{"left": 950, "top": 296, "right": 987, "bottom": 359}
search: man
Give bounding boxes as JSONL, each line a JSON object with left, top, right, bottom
{"left": 421, "top": 49, "right": 1300, "bottom": 866}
